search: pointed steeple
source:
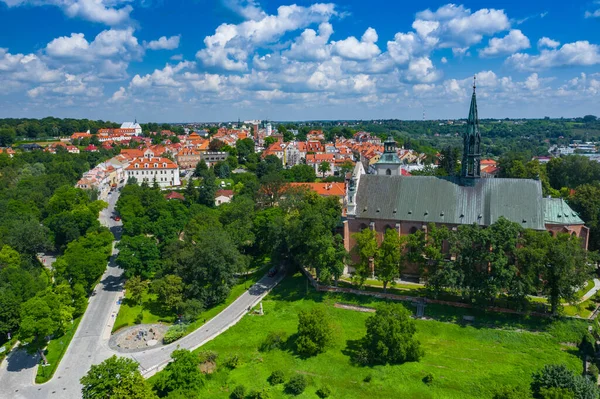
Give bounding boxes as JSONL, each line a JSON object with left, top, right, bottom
{"left": 461, "top": 75, "right": 481, "bottom": 179}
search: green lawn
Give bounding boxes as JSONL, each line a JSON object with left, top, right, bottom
{"left": 35, "top": 316, "right": 83, "bottom": 383}
{"left": 158, "top": 273, "right": 588, "bottom": 399}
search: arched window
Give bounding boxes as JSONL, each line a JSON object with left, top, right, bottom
{"left": 154, "top": 163, "right": 158, "bottom": 168}
{"left": 409, "top": 226, "right": 418, "bottom": 234}
{"left": 359, "top": 223, "right": 368, "bottom": 231}
{"left": 386, "top": 168, "right": 392, "bottom": 175}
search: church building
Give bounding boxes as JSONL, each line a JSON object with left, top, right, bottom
{"left": 343, "top": 79, "right": 588, "bottom": 278}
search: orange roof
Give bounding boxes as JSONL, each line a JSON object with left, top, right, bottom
{"left": 125, "top": 156, "right": 178, "bottom": 170}
{"left": 120, "top": 149, "right": 145, "bottom": 159}
{"left": 216, "top": 189, "right": 234, "bottom": 197}
{"left": 288, "top": 182, "right": 346, "bottom": 197}
{"left": 165, "top": 191, "right": 185, "bottom": 200}
{"left": 481, "top": 159, "right": 497, "bottom": 166}
{"left": 71, "top": 132, "right": 91, "bottom": 139}
{"left": 306, "top": 153, "right": 335, "bottom": 163}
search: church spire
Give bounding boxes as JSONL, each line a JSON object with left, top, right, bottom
{"left": 461, "top": 75, "right": 481, "bottom": 179}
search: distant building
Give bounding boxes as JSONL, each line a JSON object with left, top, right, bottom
{"left": 215, "top": 189, "right": 234, "bottom": 205}
{"left": 201, "top": 151, "right": 228, "bottom": 167}
{"left": 176, "top": 148, "right": 201, "bottom": 169}
{"left": 120, "top": 120, "right": 142, "bottom": 135}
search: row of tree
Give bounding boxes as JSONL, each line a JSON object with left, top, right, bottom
{"left": 352, "top": 218, "right": 593, "bottom": 314}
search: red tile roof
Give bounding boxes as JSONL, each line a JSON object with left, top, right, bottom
{"left": 288, "top": 182, "right": 346, "bottom": 197}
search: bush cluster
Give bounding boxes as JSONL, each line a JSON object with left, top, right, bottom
{"left": 285, "top": 375, "right": 307, "bottom": 395}
{"left": 163, "top": 324, "right": 186, "bottom": 344}
{"left": 268, "top": 370, "right": 285, "bottom": 385}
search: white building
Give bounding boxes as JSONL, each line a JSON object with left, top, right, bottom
{"left": 266, "top": 123, "right": 272, "bottom": 136}
{"left": 125, "top": 149, "right": 181, "bottom": 187}
{"left": 120, "top": 120, "right": 142, "bottom": 135}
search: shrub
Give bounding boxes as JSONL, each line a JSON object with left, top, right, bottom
{"left": 268, "top": 370, "right": 285, "bottom": 385}
{"left": 285, "top": 375, "right": 307, "bottom": 395}
{"left": 260, "top": 331, "right": 287, "bottom": 352}
{"left": 492, "top": 386, "right": 531, "bottom": 399}
{"left": 588, "top": 364, "right": 599, "bottom": 380}
{"left": 423, "top": 373, "right": 434, "bottom": 384}
{"left": 363, "top": 374, "right": 372, "bottom": 383}
{"left": 230, "top": 385, "right": 246, "bottom": 399}
{"left": 134, "top": 312, "right": 143, "bottom": 324}
{"left": 587, "top": 303, "right": 597, "bottom": 312}
{"left": 198, "top": 350, "right": 218, "bottom": 363}
{"left": 531, "top": 364, "right": 599, "bottom": 399}
{"left": 316, "top": 386, "right": 331, "bottom": 398}
{"left": 247, "top": 388, "right": 271, "bottom": 399}
{"left": 224, "top": 355, "right": 240, "bottom": 369}
{"left": 163, "top": 324, "right": 186, "bottom": 344}
{"left": 296, "top": 308, "right": 333, "bottom": 357}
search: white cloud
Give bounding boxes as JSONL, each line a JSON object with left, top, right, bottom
{"left": 130, "top": 61, "right": 194, "bottom": 89}
{"left": 538, "top": 37, "right": 560, "bottom": 49}
{"left": 479, "top": 29, "right": 530, "bottom": 57}
{"left": 109, "top": 86, "right": 127, "bottom": 102}
{"left": 285, "top": 22, "right": 333, "bottom": 61}
{"left": 332, "top": 28, "right": 381, "bottom": 61}
{"left": 223, "top": 0, "right": 265, "bottom": 20}
{"left": 44, "top": 28, "right": 143, "bottom": 80}
{"left": 144, "top": 35, "right": 181, "bottom": 51}
{"left": 0, "top": 0, "right": 133, "bottom": 25}
{"left": 508, "top": 41, "right": 600, "bottom": 70}
{"left": 441, "top": 57, "right": 447, "bottom": 63}
{"left": 170, "top": 54, "right": 183, "bottom": 61}
{"left": 405, "top": 56, "right": 440, "bottom": 83}
{"left": 585, "top": 9, "right": 600, "bottom": 18}
{"left": 196, "top": 3, "right": 337, "bottom": 71}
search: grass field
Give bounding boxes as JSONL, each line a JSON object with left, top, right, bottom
{"left": 159, "top": 273, "right": 589, "bottom": 399}
{"left": 35, "top": 316, "right": 82, "bottom": 384}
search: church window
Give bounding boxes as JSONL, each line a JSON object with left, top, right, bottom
{"left": 409, "top": 226, "right": 418, "bottom": 234}
{"left": 386, "top": 169, "right": 391, "bottom": 175}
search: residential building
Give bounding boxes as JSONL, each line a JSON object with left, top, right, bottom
{"left": 125, "top": 150, "right": 181, "bottom": 187}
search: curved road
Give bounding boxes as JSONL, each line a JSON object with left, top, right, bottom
{"left": 0, "top": 189, "right": 282, "bottom": 399}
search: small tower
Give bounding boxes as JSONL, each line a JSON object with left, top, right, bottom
{"left": 375, "top": 136, "right": 402, "bottom": 176}
{"left": 461, "top": 76, "right": 481, "bottom": 179}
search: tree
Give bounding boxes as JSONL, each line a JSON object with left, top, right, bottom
{"left": 193, "top": 159, "right": 208, "bottom": 177}
{"left": 318, "top": 161, "right": 330, "bottom": 178}
{"left": 209, "top": 139, "right": 225, "bottom": 151}
{"left": 116, "top": 235, "right": 161, "bottom": 279}
{"left": 197, "top": 168, "right": 217, "bottom": 207}
{"left": 184, "top": 177, "right": 198, "bottom": 205}
{"left": 439, "top": 145, "right": 460, "bottom": 176}
{"left": 531, "top": 364, "right": 599, "bottom": 399}
{"left": 19, "top": 289, "right": 73, "bottom": 360}
{"left": 236, "top": 138, "right": 255, "bottom": 163}
{"left": 0, "top": 245, "right": 20, "bottom": 269}
{"left": 285, "top": 164, "right": 316, "bottom": 182}
{"left": 153, "top": 349, "right": 203, "bottom": 397}
{"left": 351, "top": 228, "right": 378, "bottom": 287}
{"left": 0, "top": 127, "right": 16, "bottom": 147}
{"left": 296, "top": 307, "right": 333, "bottom": 357}
{"left": 359, "top": 303, "right": 423, "bottom": 365}
{"left": 124, "top": 276, "right": 149, "bottom": 305}
{"left": 152, "top": 274, "right": 184, "bottom": 312}
{"left": 316, "top": 234, "right": 348, "bottom": 286}
{"left": 376, "top": 229, "right": 402, "bottom": 292}
{"left": 339, "top": 160, "right": 354, "bottom": 176}
{"left": 80, "top": 355, "right": 156, "bottom": 399}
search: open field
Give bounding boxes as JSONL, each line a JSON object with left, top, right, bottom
{"left": 158, "top": 273, "right": 589, "bottom": 399}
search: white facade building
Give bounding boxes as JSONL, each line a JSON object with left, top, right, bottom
{"left": 120, "top": 120, "right": 143, "bottom": 135}
{"left": 125, "top": 150, "right": 181, "bottom": 187}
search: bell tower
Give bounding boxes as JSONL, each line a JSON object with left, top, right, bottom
{"left": 461, "top": 76, "right": 481, "bottom": 179}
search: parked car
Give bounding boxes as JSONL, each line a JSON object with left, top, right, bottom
{"left": 268, "top": 267, "right": 277, "bottom": 277}
{"left": 111, "top": 215, "right": 121, "bottom": 221}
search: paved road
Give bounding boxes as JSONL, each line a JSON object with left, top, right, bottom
{"left": 0, "top": 186, "right": 283, "bottom": 399}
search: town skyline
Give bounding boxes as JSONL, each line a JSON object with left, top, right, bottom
{"left": 0, "top": 0, "right": 599, "bottom": 121}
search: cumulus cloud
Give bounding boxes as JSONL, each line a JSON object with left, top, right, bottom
{"left": 0, "top": 0, "right": 133, "bottom": 25}
{"left": 144, "top": 35, "right": 181, "bottom": 50}
{"left": 109, "top": 86, "right": 127, "bottom": 102}
{"left": 507, "top": 41, "right": 600, "bottom": 71}
{"left": 285, "top": 22, "right": 333, "bottom": 61}
{"left": 332, "top": 28, "right": 381, "bottom": 61}
{"left": 196, "top": 3, "right": 337, "bottom": 71}
{"left": 538, "top": 37, "right": 560, "bottom": 49}
{"left": 479, "top": 29, "right": 530, "bottom": 57}
{"left": 223, "top": 0, "right": 265, "bottom": 20}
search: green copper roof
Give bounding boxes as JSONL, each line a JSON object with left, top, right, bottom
{"left": 543, "top": 198, "right": 584, "bottom": 225}
{"left": 377, "top": 136, "right": 401, "bottom": 164}
{"left": 354, "top": 175, "right": 546, "bottom": 230}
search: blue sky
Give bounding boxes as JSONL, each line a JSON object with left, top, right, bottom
{"left": 0, "top": 0, "right": 599, "bottom": 122}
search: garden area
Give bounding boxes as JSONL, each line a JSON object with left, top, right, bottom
{"left": 148, "top": 273, "right": 593, "bottom": 399}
